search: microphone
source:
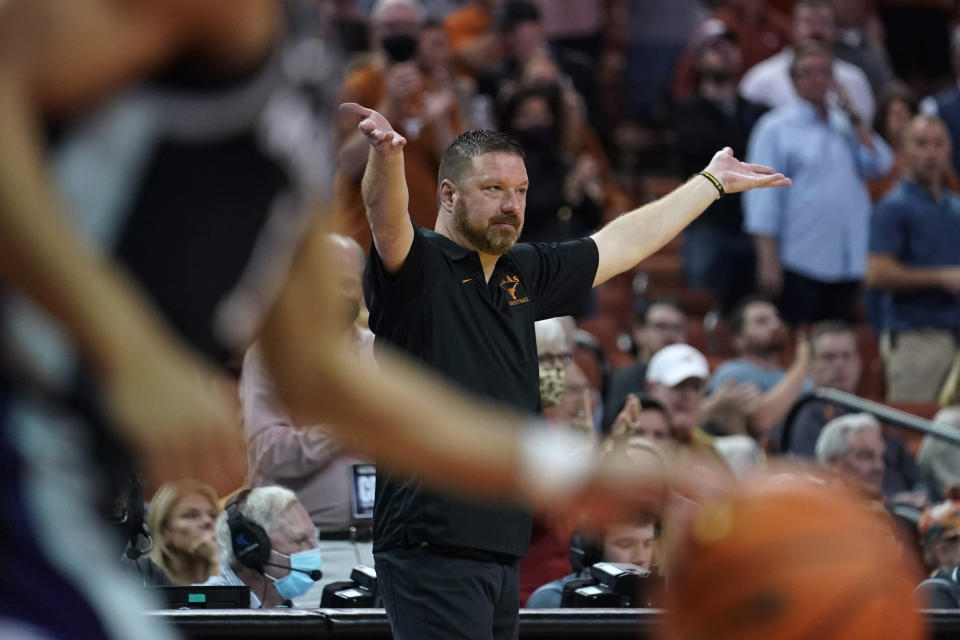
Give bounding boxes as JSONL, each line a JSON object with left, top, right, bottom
{"left": 262, "top": 561, "right": 322, "bottom": 580}
{"left": 125, "top": 532, "right": 154, "bottom": 560}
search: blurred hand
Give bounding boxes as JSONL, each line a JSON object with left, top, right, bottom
{"left": 104, "top": 335, "right": 243, "bottom": 492}
{"left": 710, "top": 380, "right": 762, "bottom": 415}
{"left": 831, "top": 82, "right": 862, "bottom": 125}
{"left": 564, "top": 155, "right": 603, "bottom": 204}
{"left": 189, "top": 530, "right": 220, "bottom": 562}
{"left": 611, "top": 393, "right": 642, "bottom": 438}
{"left": 702, "top": 380, "right": 761, "bottom": 435}
{"left": 384, "top": 62, "right": 424, "bottom": 106}
{"left": 423, "top": 87, "right": 456, "bottom": 123}
{"left": 792, "top": 329, "right": 812, "bottom": 370}
{"left": 703, "top": 147, "right": 791, "bottom": 195}
{"left": 940, "top": 267, "right": 960, "bottom": 295}
{"left": 542, "top": 454, "right": 735, "bottom": 536}
{"left": 339, "top": 102, "right": 407, "bottom": 154}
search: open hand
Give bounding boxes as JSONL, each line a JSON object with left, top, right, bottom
{"left": 704, "top": 147, "right": 791, "bottom": 195}
{"left": 339, "top": 102, "right": 407, "bottom": 154}
{"left": 610, "top": 393, "right": 642, "bottom": 438}
{"left": 710, "top": 380, "right": 762, "bottom": 415}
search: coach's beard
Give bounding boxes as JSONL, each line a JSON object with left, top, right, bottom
{"left": 453, "top": 198, "right": 521, "bottom": 255}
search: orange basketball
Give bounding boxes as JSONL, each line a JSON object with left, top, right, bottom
{"left": 661, "top": 478, "right": 925, "bottom": 640}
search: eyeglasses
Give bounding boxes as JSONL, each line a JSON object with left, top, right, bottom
{"left": 538, "top": 352, "right": 573, "bottom": 367}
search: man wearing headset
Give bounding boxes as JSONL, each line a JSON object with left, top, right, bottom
{"left": 203, "top": 486, "right": 323, "bottom": 609}
{"left": 525, "top": 513, "right": 659, "bottom": 608}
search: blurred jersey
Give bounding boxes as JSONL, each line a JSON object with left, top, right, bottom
{"left": 0, "top": 2, "right": 341, "bottom": 638}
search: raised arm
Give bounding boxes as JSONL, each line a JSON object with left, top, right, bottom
{"left": 591, "top": 148, "right": 790, "bottom": 287}
{"left": 338, "top": 102, "right": 415, "bottom": 273}
{"left": 749, "top": 338, "right": 812, "bottom": 437}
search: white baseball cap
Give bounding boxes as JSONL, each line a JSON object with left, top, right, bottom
{"left": 645, "top": 344, "right": 710, "bottom": 387}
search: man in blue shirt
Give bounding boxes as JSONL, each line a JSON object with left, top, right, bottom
{"left": 868, "top": 115, "right": 960, "bottom": 402}
{"left": 745, "top": 40, "right": 892, "bottom": 325}
{"left": 709, "top": 296, "right": 792, "bottom": 394}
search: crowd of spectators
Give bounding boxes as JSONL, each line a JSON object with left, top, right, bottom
{"left": 112, "top": 0, "right": 960, "bottom": 620}
{"left": 322, "top": 0, "right": 960, "bottom": 408}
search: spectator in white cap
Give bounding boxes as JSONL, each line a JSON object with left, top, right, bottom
{"left": 645, "top": 344, "right": 726, "bottom": 462}
{"left": 646, "top": 344, "right": 711, "bottom": 439}
{"left": 646, "top": 344, "right": 772, "bottom": 473}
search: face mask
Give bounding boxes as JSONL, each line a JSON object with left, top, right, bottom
{"left": 539, "top": 365, "right": 566, "bottom": 408}
{"left": 514, "top": 125, "right": 554, "bottom": 152}
{"left": 697, "top": 68, "right": 735, "bottom": 85}
{"left": 381, "top": 33, "right": 419, "bottom": 63}
{"left": 266, "top": 548, "right": 323, "bottom": 600}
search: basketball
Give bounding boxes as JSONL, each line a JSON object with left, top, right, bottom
{"left": 661, "top": 477, "right": 925, "bottom": 640}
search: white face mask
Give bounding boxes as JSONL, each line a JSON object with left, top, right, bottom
{"left": 539, "top": 365, "right": 566, "bottom": 408}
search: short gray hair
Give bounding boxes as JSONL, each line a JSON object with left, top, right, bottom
{"left": 371, "top": 0, "right": 423, "bottom": 25}
{"left": 535, "top": 318, "right": 570, "bottom": 355}
{"left": 215, "top": 486, "right": 299, "bottom": 567}
{"left": 815, "top": 413, "right": 880, "bottom": 465}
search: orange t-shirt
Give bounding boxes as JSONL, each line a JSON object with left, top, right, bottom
{"left": 444, "top": 4, "right": 492, "bottom": 54}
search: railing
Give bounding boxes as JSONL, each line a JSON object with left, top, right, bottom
{"left": 148, "top": 608, "right": 960, "bottom": 639}
{"left": 812, "top": 387, "right": 960, "bottom": 445}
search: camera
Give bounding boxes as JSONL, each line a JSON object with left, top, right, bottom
{"left": 560, "top": 562, "right": 663, "bottom": 608}
{"left": 380, "top": 34, "right": 418, "bottom": 63}
{"left": 319, "top": 565, "right": 380, "bottom": 607}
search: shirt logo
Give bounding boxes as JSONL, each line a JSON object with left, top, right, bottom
{"left": 500, "top": 275, "right": 529, "bottom": 306}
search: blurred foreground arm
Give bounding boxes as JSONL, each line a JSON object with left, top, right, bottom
{"left": 258, "top": 215, "right": 620, "bottom": 508}
{"left": 0, "top": 0, "right": 246, "bottom": 486}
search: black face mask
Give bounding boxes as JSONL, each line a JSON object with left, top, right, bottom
{"left": 697, "top": 68, "right": 735, "bottom": 85}
{"left": 381, "top": 33, "right": 419, "bottom": 63}
{"left": 514, "top": 125, "right": 555, "bottom": 152}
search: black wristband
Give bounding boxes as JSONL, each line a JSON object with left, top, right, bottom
{"left": 698, "top": 170, "right": 725, "bottom": 198}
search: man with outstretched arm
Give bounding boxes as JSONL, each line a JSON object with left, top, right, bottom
{"left": 0, "top": 2, "right": 782, "bottom": 637}
{"left": 342, "top": 100, "right": 789, "bottom": 640}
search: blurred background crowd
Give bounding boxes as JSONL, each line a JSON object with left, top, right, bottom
{"left": 110, "top": 0, "right": 960, "bottom": 617}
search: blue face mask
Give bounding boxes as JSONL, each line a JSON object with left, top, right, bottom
{"left": 267, "top": 548, "right": 323, "bottom": 600}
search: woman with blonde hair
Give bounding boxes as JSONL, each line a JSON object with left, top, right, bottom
{"left": 147, "top": 480, "right": 221, "bottom": 585}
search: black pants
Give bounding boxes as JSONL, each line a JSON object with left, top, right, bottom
{"left": 779, "top": 270, "right": 861, "bottom": 326}
{"left": 375, "top": 546, "right": 520, "bottom": 640}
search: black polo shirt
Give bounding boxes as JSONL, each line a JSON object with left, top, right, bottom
{"left": 364, "top": 224, "right": 599, "bottom": 557}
